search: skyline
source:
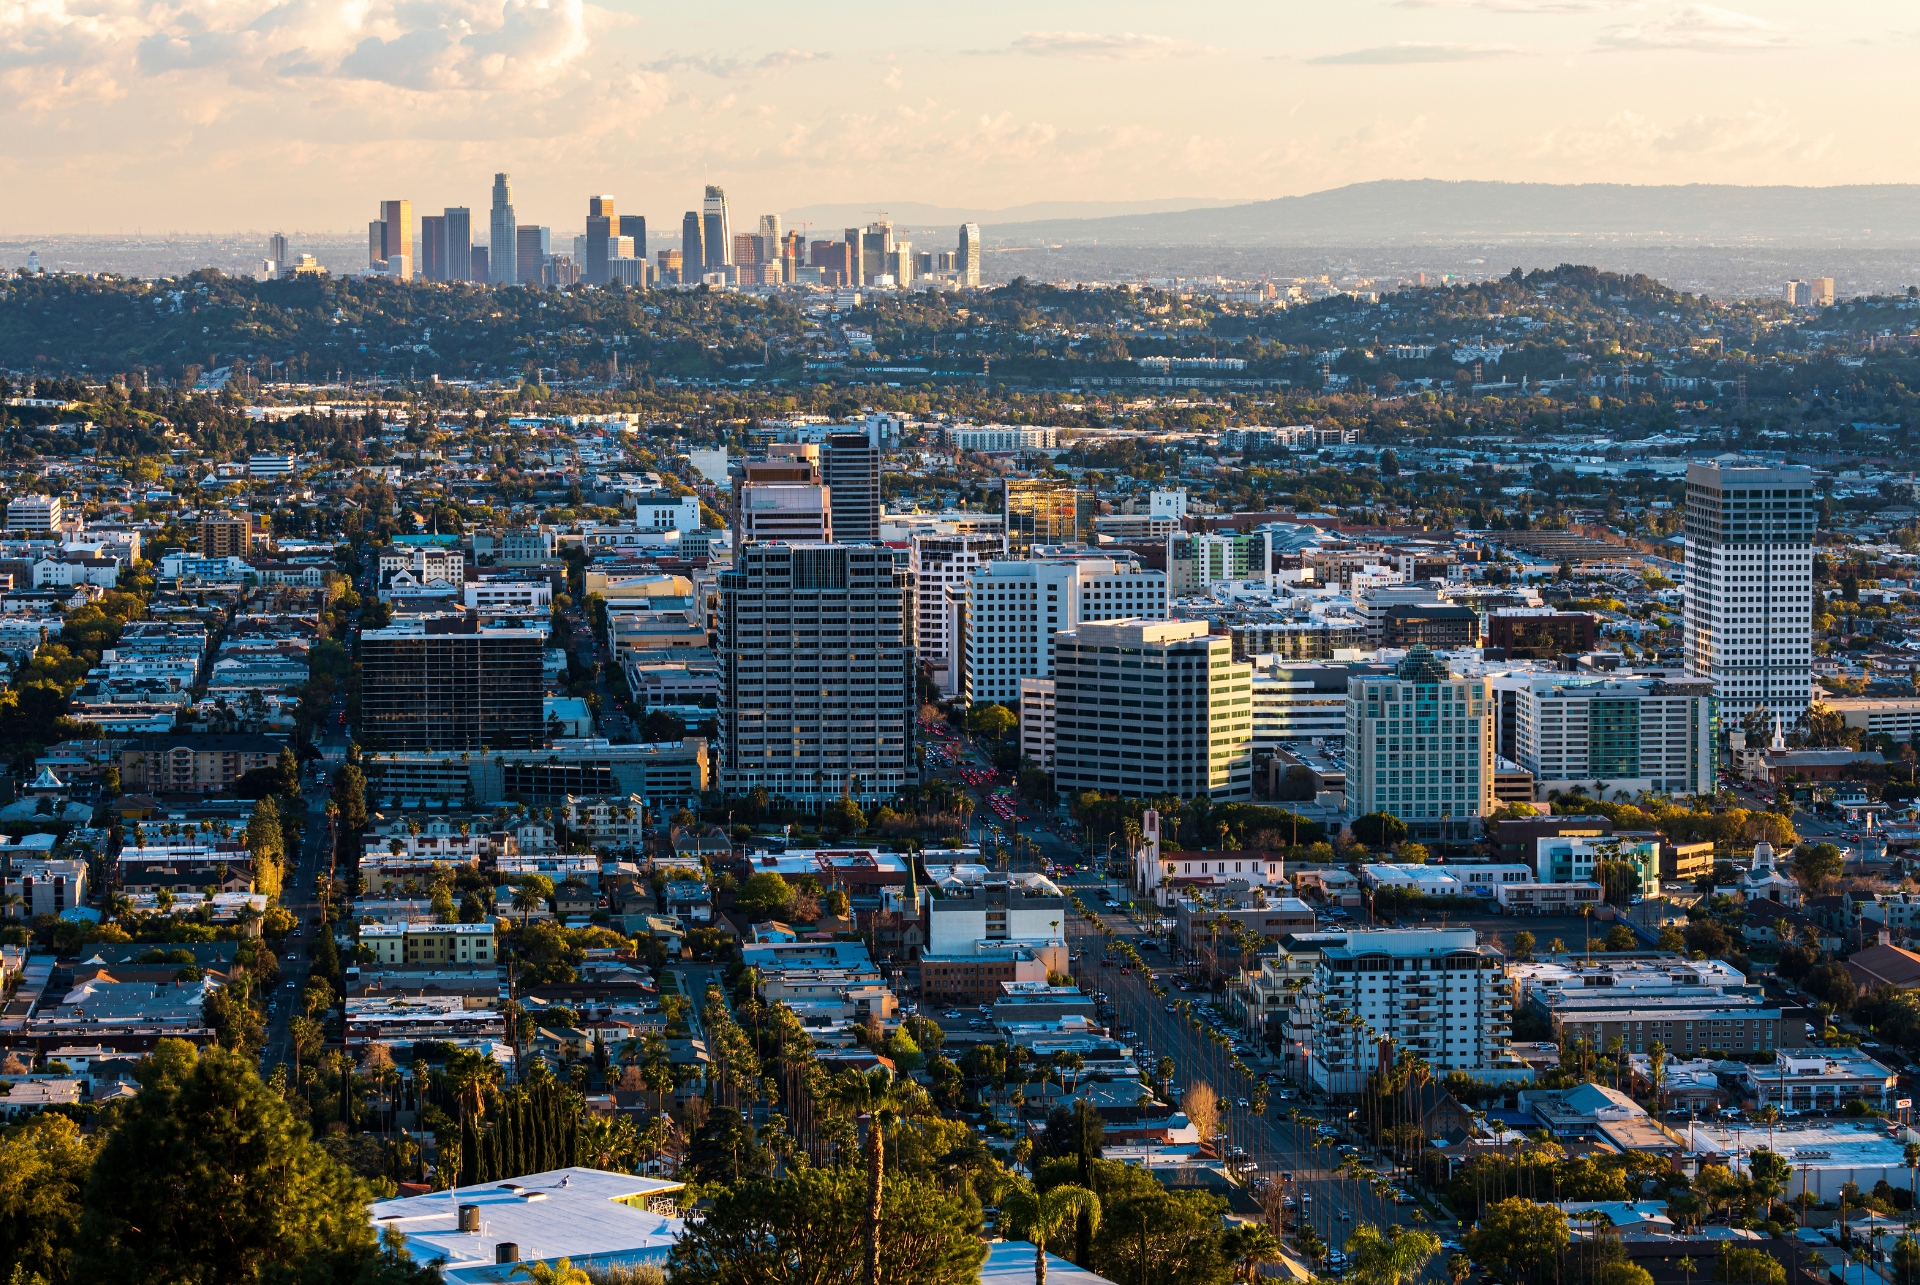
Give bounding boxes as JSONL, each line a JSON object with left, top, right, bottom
{"left": 4, "top": 1, "right": 1917, "bottom": 231}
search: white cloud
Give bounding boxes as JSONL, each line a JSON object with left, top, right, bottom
{"left": 1397, "top": 0, "right": 1640, "bottom": 11}
{"left": 1597, "top": 4, "right": 1796, "bottom": 51}
{"left": 644, "top": 48, "right": 831, "bottom": 78}
{"left": 1000, "top": 31, "right": 1200, "bottom": 61}
{"left": 1308, "top": 42, "right": 1527, "bottom": 64}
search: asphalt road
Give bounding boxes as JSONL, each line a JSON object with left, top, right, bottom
{"left": 261, "top": 771, "right": 336, "bottom": 1072}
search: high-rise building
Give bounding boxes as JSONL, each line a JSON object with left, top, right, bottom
{"left": 1508, "top": 672, "right": 1718, "bottom": 798}
{"left": 199, "top": 514, "right": 265, "bottom": 559}
{"left": 958, "top": 223, "right": 982, "bottom": 287}
{"left": 1785, "top": 280, "right": 1811, "bottom": 307}
{"left": 444, "top": 207, "right": 472, "bottom": 282}
{"left": 1306, "top": 928, "right": 1515, "bottom": 1093}
{"left": 1683, "top": 461, "right": 1816, "bottom": 727}
{"left": 811, "top": 240, "right": 854, "bottom": 287}
{"left": 758, "top": 213, "right": 782, "bottom": 241}
{"left": 419, "top": 215, "right": 446, "bottom": 282}
{"left": 717, "top": 543, "right": 917, "bottom": 803}
{"left": 471, "top": 246, "right": 489, "bottom": 284}
{"left": 368, "top": 218, "right": 386, "bottom": 270}
{"left": 490, "top": 173, "right": 517, "bottom": 286}
{"left": 1004, "top": 478, "right": 1094, "bottom": 554}
{"left": 360, "top": 620, "right": 546, "bottom": 751}
{"left": 889, "top": 242, "right": 915, "bottom": 288}
{"left": 910, "top": 533, "right": 1005, "bottom": 696}
{"left": 822, "top": 429, "right": 881, "bottom": 543}
{"left": 516, "top": 226, "right": 548, "bottom": 286}
{"left": 962, "top": 553, "right": 1169, "bottom": 706}
{"left": 1812, "top": 277, "right": 1836, "bottom": 306}
{"left": 681, "top": 212, "right": 704, "bottom": 279}
{"left": 703, "top": 186, "right": 731, "bottom": 270}
{"left": 658, "top": 248, "right": 683, "bottom": 284}
{"left": 379, "top": 200, "right": 413, "bottom": 272}
{"left": 618, "top": 215, "right": 647, "bottom": 264}
{"left": 736, "top": 483, "right": 832, "bottom": 547}
{"left": 1051, "top": 619, "right": 1253, "bottom": 801}
{"left": 585, "top": 195, "right": 615, "bottom": 286}
{"left": 266, "top": 233, "right": 288, "bottom": 272}
{"left": 1343, "top": 646, "right": 1497, "bottom": 842}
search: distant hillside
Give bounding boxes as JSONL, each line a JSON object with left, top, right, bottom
{"left": 980, "top": 181, "right": 1920, "bottom": 246}
{"left": 778, "top": 197, "right": 1248, "bottom": 236}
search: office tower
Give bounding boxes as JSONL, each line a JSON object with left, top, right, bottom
{"left": 823, "top": 429, "right": 881, "bottom": 543}
{"left": 379, "top": 199, "right": 413, "bottom": 272}
{"left": 887, "top": 241, "right": 915, "bottom": 288}
{"left": 360, "top": 619, "right": 546, "bottom": 751}
{"left": 471, "top": 245, "right": 489, "bottom": 284}
{"left": 681, "top": 212, "right": 704, "bottom": 278}
{"left": 716, "top": 543, "right": 918, "bottom": 802}
{"left": 1785, "top": 280, "right": 1810, "bottom": 307}
{"left": 1812, "top": 277, "right": 1836, "bottom": 306}
{"left": 958, "top": 223, "right": 981, "bottom": 286}
{"left": 658, "top": 248, "right": 683, "bottom": 284}
{"left": 369, "top": 218, "right": 386, "bottom": 269}
{"left": 703, "top": 185, "right": 731, "bottom": 269}
{"left": 585, "top": 195, "right": 615, "bottom": 286}
{"left": 811, "top": 240, "right": 854, "bottom": 287}
{"left": 490, "top": 173, "right": 517, "bottom": 286}
{"left": 516, "top": 226, "right": 547, "bottom": 285}
{"left": 1052, "top": 619, "right": 1252, "bottom": 801}
{"left": 758, "top": 213, "right": 782, "bottom": 240}
{"left": 419, "top": 215, "right": 446, "bottom": 281}
{"left": 618, "top": 215, "right": 647, "bottom": 263}
{"left": 732, "top": 233, "right": 762, "bottom": 267}
{"left": 910, "top": 533, "right": 1005, "bottom": 697}
{"left": 1344, "top": 646, "right": 1497, "bottom": 841}
{"left": 963, "top": 553, "right": 1169, "bottom": 706}
{"left": 1003, "top": 478, "right": 1094, "bottom": 554}
{"left": 608, "top": 236, "right": 634, "bottom": 261}
{"left": 1509, "top": 672, "right": 1717, "bottom": 799}
{"left": 1307, "top": 928, "right": 1512, "bottom": 1094}
{"left": 1683, "top": 461, "right": 1816, "bottom": 726}
{"left": 266, "top": 233, "right": 287, "bottom": 271}
{"left": 444, "top": 207, "right": 472, "bottom": 282}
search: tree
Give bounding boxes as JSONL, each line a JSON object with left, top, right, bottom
{"left": 1604, "top": 924, "right": 1636, "bottom": 952}
{"left": 512, "top": 874, "right": 554, "bottom": 926}
{"left": 734, "top": 871, "right": 795, "bottom": 921}
{"left": 997, "top": 1176, "right": 1101, "bottom": 1285}
{"left": 1223, "top": 1224, "right": 1285, "bottom": 1284}
{"left": 1716, "top": 1246, "right": 1785, "bottom": 1285}
{"left": 1742, "top": 812, "right": 1797, "bottom": 849}
{"left": 1510, "top": 931, "right": 1536, "bottom": 962}
{"left": 1351, "top": 812, "right": 1409, "bottom": 847}
{"left": 1805, "top": 962, "right": 1859, "bottom": 1014}
{"left": 968, "top": 704, "right": 1017, "bottom": 741}
{"left": 821, "top": 792, "right": 868, "bottom": 837}
{"left": 1792, "top": 842, "right": 1846, "bottom": 893}
{"left": 831, "top": 1066, "right": 926, "bottom": 1285}
{"left": 1464, "top": 1199, "right": 1569, "bottom": 1285}
{"left": 1347, "top": 1223, "right": 1443, "bottom": 1285}
{"left": 1184, "top": 1080, "right": 1219, "bottom": 1145}
{"left": 74, "top": 1040, "right": 387, "bottom": 1285}
{"left": 667, "top": 1168, "right": 984, "bottom": 1285}
{"left": 331, "top": 761, "right": 368, "bottom": 831}
{"left": 0, "top": 1113, "right": 96, "bottom": 1284}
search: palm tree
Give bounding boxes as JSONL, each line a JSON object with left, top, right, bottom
{"left": 996, "top": 1175, "right": 1101, "bottom": 1285}
{"left": 832, "top": 1066, "right": 924, "bottom": 1285}
{"left": 510, "top": 1259, "right": 589, "bottom": 1285}
{"left": 1228, "top": 1225, "right": 1284, "bottom": 1283}
{"left": 1679, "top": 1255, "right": 1697, "bottom": 1285}
{"left": 1344, "top": 1222, "right": 1441, "bottom": 1285}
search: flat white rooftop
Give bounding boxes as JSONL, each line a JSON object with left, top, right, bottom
{"left": 367, "top": 1167, "right": 682, "bottom": 1279}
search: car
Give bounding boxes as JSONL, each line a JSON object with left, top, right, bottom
{"left": 1237, "top": 1098, "right": 1250, "bottom": 1108}
{"left": 286, "top": 953, "right": 298, "bottom": 961}
{"left": 284, "top": 981, "right": 296, "bottom": 989}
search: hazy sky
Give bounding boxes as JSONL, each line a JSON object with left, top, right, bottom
{"left": 1, "top": 0, "right": 1912, "bottom": 234}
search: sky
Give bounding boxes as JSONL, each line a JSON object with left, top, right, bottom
{"left": 1, "top": 0, "right": 1914, "bottom": 236}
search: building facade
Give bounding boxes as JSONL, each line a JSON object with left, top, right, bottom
{"left": 962, "top": 553, "right": 1168, "bottom": 706}
{"left": 1003, "top": 479, "right": 1094, "bottom": 555}
{"left": 1051, "top": 620, "right": 1254, "bottom": 802}
{"left": 1683, "top": 461, "right": 1816, "bottom": 727}
{"left": 1512, "top": 673, "right": 1718, "bottom": 798}
{"left": 911, "top": 533, "right": 1005, "bottom": 696}
{"left": 1344, "top": 646, "right": 1497, "bottom": 841}
{"left": 716, "top": 543, "right": 917, "bottom": 804}
{"left": 359, "top": 623, "right": 545, "bottom": 751}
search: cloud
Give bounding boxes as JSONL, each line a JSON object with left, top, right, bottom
{"left": 997, "top": 31, "right": 1200, "bottom": 61}
{"left": 1397, "top": 0, "right": 1639, "bottom": 10}
{"left": 1597, "top": 4, "right": 1796, "bottom": 51}
{"left": 643, "top": 48, "right": 831, "bottom": 78}
{"left": 1308, "top": 42, "right": 1527, "bottom": 64}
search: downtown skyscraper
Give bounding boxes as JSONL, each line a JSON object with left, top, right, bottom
{"left": 702, "top": 185, "right": 731, "bottom": 271}
{"left": 489, "top": 173, "right": 516, "bottom": 286}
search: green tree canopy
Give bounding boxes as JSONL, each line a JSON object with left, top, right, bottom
{"left": 1465, "top": 1199, "right": 1569, "bottom": 1285}
{"left": 734, "top": 871, "right": 795, "bottom": 922}
{"left": 1351, "top": 812, "right": 1409, "bottom": 847}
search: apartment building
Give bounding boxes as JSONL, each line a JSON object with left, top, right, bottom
{"left": 925, "top": 875, "right": 1069, "bottom": 967}
{"left": 1251, "top": 660, "right": 1388, "bottom": 748}
{"left": 1018, "top": 677, "right": 1057, "bottom": 771}
{"left": 912, "top": 532, "right": 1005, "bottom": 696}
{"left": 962, "top": 553, "right": 1167, "bottom": 706}
{"left": 1305, "top": 928, "right": 1523, "bottom": 1093}
{"left": 359, "top": 921, "right": 496, "bottom": 968}
{"left": 359, "top": 622, "right": 546, "bottom": 752}
{"left": 1344, "top": 647, "right": 1497, "bottom": 841}
{"left": 118, "top": 732, "right": 282, "bottom": 795}
{"left": 1511, "top": 673, "right": 1717, "bottom": 798}
{"left": 1051, "top": 620, "right": 1253, "bottom": 803}
{"left": 6, "top": 495, "right": 61, "bottom": 533}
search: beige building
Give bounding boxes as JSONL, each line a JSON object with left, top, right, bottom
{"left": 1343, "top": 646, "right": 1496, "bottom": 842}
{"left": 359, "top": 921, "right": 496, "bottom": 969}
{"left": 120, "top": 733, "right": 282, "bottom": 795}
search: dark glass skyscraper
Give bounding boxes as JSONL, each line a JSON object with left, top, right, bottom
{"left": 444, "top": 207, "right": 472, "bottom": 282}
{"left": 824, "top": 429, "right": 881, "bottom": 543}
{"left": 681, "top": 211, "right": 704, "bottom": 280}
{"left": 585, "top": 195, "right": 615, "bottom": 286}
{"left": 702, "top": 185, "right": 731, "bottom": 270}
{"left": 618, "top": 214, "right": 647, "bottom": 264}
{"left": 360, "top": 622, "right": 545, "bottom": 751}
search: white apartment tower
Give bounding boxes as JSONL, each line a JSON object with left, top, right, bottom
{"left": 911, "top": 532, "right": 1006, "bottom": 697}
{"left": 1682, "top": 462, "right": 1816, "bottom": 728}
{"left": 962, "top": 554, "right": 1168, "bottom": 706}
